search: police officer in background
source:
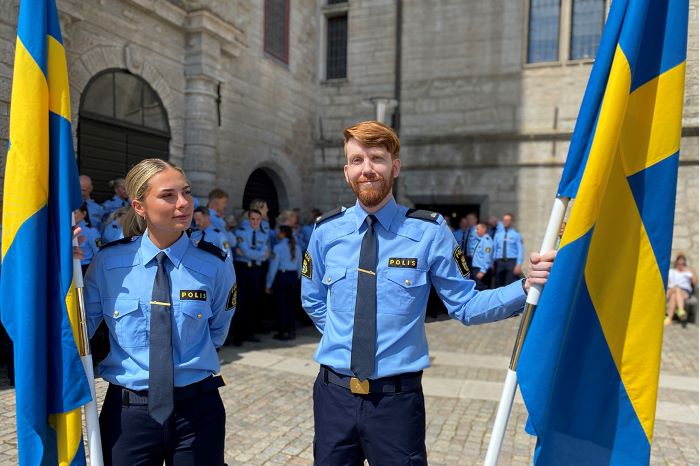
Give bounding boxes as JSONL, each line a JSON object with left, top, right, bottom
{"left": 471, "top": 222, "right": 494, "bottom": 291}
{"left": 84, "top": 159, "right": 235, "bottom": 466}
{"left": 301, "top": 121, "right": 555, "bottom": 465}
{"left": 79, "top": 174, "right": 104, "bottom": 231}
{"left": 101, "top": 177, "right": 129, "bottom": 221}
{"left": 101, "top": 206, "right": 128, "bottom": 244}
{"left": 191, "top": 206, "right": 231, "bottom": 256}
{"left": 454, "top": 213, "right": 478, "bottom": 269}
{"left": 493, "top": 213, "right": 524, "bottom": 287}
{"left": 264, "top": 225, "right": 302, "bottom": 341}
{"left": 74, "top": 203, "right": 102, "bottom": 274}
{"left": 231, "top": 209, "right": 269, "bottom": 345}
{"left": 207, "top": 188, "right": 229, "bottom": 231}
{"left": 300, "top": 208, "right": 322, "bottom": 252}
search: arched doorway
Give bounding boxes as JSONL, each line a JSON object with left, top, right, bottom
{"left": 242, "top": 168, "right": 280, "bottom": 226}
{"left": 78, "top": 69, "right": 170, "bottom": 202}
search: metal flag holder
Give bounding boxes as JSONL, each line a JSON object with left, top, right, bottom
{"left": 484, "top": 196, "right": 570, "bottom": 466}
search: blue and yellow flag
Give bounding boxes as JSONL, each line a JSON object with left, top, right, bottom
{"left": 1, "top": 0, "right": 92, "bottom": 464}
{"left": 517, "top": 0, "right": 687, "bottom": 464}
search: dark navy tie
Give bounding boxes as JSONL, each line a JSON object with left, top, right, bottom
{"left": 148, "top": 251, "right": 174, "bottom": 424}
{"left": 351, "top": 215, "right": 378, "bottom": 381}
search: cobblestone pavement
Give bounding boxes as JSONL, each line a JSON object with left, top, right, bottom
{"left": 0, "top": 316, "right": 697, "bottom": 465}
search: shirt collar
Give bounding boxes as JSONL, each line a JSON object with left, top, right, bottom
{"left": 140, "top": 230, "right": 189, "bottom": 268}
{"left": 354, "top": 196, "right": 398, "bottom": 231}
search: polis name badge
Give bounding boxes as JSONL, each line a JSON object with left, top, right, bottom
{"left": 226, "top": 284, "right": 237, "bottom": 310}
{"left": 453, "top": 246, "right": 470, "bottom": 278}
{"left": 180, "top": 290, "right": 207, "bottom": 301}
{"left": 388, "top": 258, "right": 417, "bottom": 268}
{"left": 302, "top": 251, "right": 312, "bottom": 279}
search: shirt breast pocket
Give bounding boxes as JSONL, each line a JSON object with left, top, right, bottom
{"left": 177, "top": 301, "right": 213, "bottom": 349}
{"left": 103, "top": 297, "right": 147, "bottom": 348}
{"left": 323, "top": 266, "right": 353, "bottom": 312}
{"left": 383, "top": 269, "right": 429, "bottom": 314}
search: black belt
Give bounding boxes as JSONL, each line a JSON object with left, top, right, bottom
{"left": 112, "top": 375, "right": 225, "bottom": 406}
{"left": 321, "top": 365, "right": 422, "bottom": 395}
{"left": 496, "top": 258, "right": 517, "bottom": 262}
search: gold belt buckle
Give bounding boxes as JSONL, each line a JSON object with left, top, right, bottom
{"left": 349, "top": 377, "right": 370, "bottom": 395}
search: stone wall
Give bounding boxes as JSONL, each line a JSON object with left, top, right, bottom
{"left": 315, "top": 0, "right": 699, "bottom": 267}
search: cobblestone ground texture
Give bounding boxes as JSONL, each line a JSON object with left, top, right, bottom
{"left": 0, "top": 316, "right": 697, "bottom": 465}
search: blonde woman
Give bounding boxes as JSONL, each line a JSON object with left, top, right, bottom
{"left": 84, "top": 158, "right": 236, "bottom": 465}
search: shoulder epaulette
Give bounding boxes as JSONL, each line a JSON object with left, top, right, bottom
{"left": 316, "top": 206, "right": 345, "bottom": 225}
{"left": 100, "top": 236, "right": 135, "bottom": 249}
{"left": 197, "top": 240, "right": 226, "bottom": 261}
{"left": 405, "top": 209, "right": 440, "bottom": 223}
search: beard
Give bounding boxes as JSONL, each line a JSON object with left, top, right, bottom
{"left": 349, "top": 173, "right": 394, "bottom": 207}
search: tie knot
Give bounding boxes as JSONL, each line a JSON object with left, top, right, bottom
{"left": 155, "top": 251, "right": 167, "bottom": 265}
{"left": 367, "top": 215, "right": 377, "bottom": 226}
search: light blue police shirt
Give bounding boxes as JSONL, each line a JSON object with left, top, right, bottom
{"left": 209, "top": 208, "right": 226, "bottom": 231}
{"left": 300, "top": 224, "right": 314, "bottom": 252}
{"left": 454, "top": 226, "right": 479, "bottom": 256}
{"left": 78, "top": 220, "right": 101, "bottom": 265}
{"left": 234, "top": 224, "right": 269, "bottom": 265}
{"left": 301, "top": 197, "right": 526, "bottom": 379}
{"left": 191, "top": 226, "right": 230, "bottom": 256}
{"left": 84, "top": 230, "right": 237, "bottom": 390}
{"left": 101, "top": 194, "right": 128, "bottom": 220}
{"left": 266, "top": 238, "right": 302, "bottom": 288}
{"left": 101, "top": 218, "right": 124, "bottom": 244}
{"left": 85, "top": 198, "right": 104, "bottom": 231}
{"left": 472, "top": 234, "right": 494, "bottom": 274}
{"left": 493, "top": 227, "right": 524, "bottom": 263}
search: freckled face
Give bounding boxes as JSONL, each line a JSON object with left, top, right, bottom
{"left": 133, "top": 167, "right": 193, "bottom": 237}
{"left": 344, "top": 138, "right": 400, "bottom": 208}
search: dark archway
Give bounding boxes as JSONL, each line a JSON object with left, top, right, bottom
{"left": 242, "top": 168, "right": 280, "bottom": 227}
{"left": 78, "top": 69, "right": 170, "bottom": 202}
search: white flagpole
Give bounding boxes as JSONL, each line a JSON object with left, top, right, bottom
{"left": 72, "top": 216, "right": 104, "bottom": 466}
{"left": 483, "top": 196, "right": 569, "bottom": 466}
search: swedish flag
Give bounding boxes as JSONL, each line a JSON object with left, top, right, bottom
{"left": 1, "top": 0, "right": 92, "bottom": 464}
{"left": 516, "top": 0, "right": 687, "bottom": 464}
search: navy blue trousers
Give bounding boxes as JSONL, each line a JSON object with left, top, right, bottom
{"left": 312, "top": 371, "right": 428, "bottom": 466}
{"left": 232, "top": 263, "right": 264, "bottom": 341}
{"left": 99, "top": 384, "right": 225, "bottom": 466}
{"left": 494, "top": 258, "right": 518, "bottom": 287}
{"left": 273, "top": 271, "right": 298, "bottom": 333}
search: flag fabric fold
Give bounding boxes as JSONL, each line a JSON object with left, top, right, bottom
{"left": 516, "top": 0, "right": 687, "bottom": 464}
{"left": 1, "top": 0, "right": 92, "bottom": 464}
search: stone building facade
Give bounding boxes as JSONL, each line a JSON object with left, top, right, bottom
{"left": 0, "top": 0, "right": 697, "bottom": 264}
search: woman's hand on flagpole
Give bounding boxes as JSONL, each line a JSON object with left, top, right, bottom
{"left": 523, "top": 250, "right": 556, "bottom": 292}
{"left": 72, "top": 225, "right": 85, "bottom": 260}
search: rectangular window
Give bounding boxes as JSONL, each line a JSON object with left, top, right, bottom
{"left": 527, "top": 0, "right": 561, "bottom": 63}
{"left": 264, "top": 0, "right": 290, "bottom": 64}
{"left": 570, "top": 0, "right": 604, "bottom": 60}
{"left": 326, "top": 14, "right": 348, "bottom": 79}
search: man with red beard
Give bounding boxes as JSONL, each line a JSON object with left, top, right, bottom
{"left": 301, "top": 121, "right": 556, "bottom": 466}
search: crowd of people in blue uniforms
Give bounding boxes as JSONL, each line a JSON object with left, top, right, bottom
{"left": 74, "top": 173, "right": 324, "bottom": 350}
{"left": 451, "top": 212, "right": 525, "bottom": 291}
